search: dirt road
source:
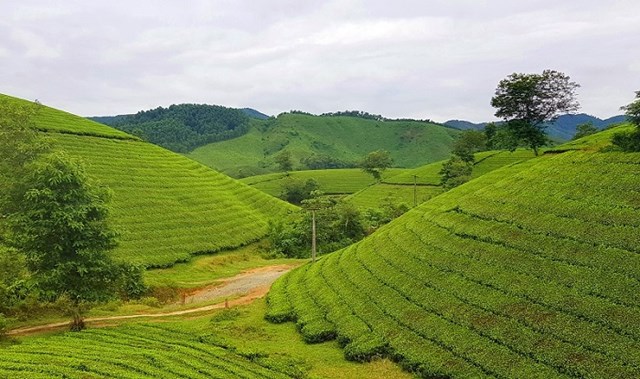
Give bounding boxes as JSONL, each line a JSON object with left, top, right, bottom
{"left": 7, "top": 263, "right": 297, "bottom": 336}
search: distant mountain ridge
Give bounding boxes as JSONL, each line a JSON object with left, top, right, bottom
{"left": 445, "top": 113, "right": 626, "bottom": 140}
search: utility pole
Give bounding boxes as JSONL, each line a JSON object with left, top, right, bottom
{"left": 413, "top": 174, "right": 418, "bottom": 207}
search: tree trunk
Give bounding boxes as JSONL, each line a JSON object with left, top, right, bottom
{"left": 70, "top": 305, "right": 85, "bottom": 332}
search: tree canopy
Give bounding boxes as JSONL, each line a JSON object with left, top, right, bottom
{"left": 621, "top": 90, "right": 640, "bottom": 127}
{"left": 111, "top": 103, "right": 250, "bottom": 152}
{"left": 612, "top": 91, "right": 640, "bottom": 151}
{"left": 573, "top": 122, "right": 598, "bottom": 140}
{"left": 360, "top": 150, "right": 393, "bottom": 181}
{"left": 0, "top": 99, "right": 145, "bottom": 329}
{"left": 491, "top": 69, "right": 580, "bottom": 155}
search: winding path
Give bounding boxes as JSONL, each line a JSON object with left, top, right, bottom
{"left": 7, "top": 264, "right": 296, "bottom": 336}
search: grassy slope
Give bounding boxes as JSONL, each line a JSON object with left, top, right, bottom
{"left": 187, "top": 113, "right": 459, "bottom": 177}
{"left": 2, "top": 301, "right": 412, "bottom": 379}
{"left": 1, "top": 94, "right": 295, "bottom": 268}
{"left": 346, "top": 149, "right": 536, "bottom": 209}
{"left": 267, "top": 126, "right": 640, "bottom": 378}
{"left": 0, "top": 323, "right": 298, "bottom": 379}
{"left": 240, "top": 168, "right": 407, "bottom": 197}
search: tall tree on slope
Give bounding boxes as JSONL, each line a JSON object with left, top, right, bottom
{"left": 491, "top": 69, "right": 580, "bottom": 155}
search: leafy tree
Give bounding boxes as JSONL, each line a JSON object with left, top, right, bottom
{"left": 452, "top": 130, "right": 487, "bottom": 163}
{"left": 265, "top": 199, "right": 366, "bottom": 258}
{"left": 0, "top": 246, "right": 27, "bottom": 313}
{"left": 622, "top": 90, "right": 640, "bottom": 126}
{"left": 439, "top": 156, "right": 473, "bottom": 189}
{"left": 612, "top": 91, "right": 640, "bottom": 152}
{"left": 275, "top": 150, "right": 293, "bottom": 172}
{"left": 491, "top": 69, "right": 580, "bottom": 155}
{"left": 280, "top": 177, "right": 319, "bottom": 205}
{"left": 7, "top": 152, "right": 125, "bottom": 329}
{"left": 301, "top": 153, "right": 355, "bottom": 170}
{"left": 0, "top": 99, "right": 49, "bottom": 220}
{"left": 360, "top": 150, "right": 393, "bottom": 181}
{"left": 573, "top": 122, "right": 598, "bottom": 140}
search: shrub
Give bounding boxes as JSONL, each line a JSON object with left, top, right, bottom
{"left": 0, "top": 313, "right": 7, "bottom": 339}
{"left": 612, "top": 129, "right": 640, "bottom": 152}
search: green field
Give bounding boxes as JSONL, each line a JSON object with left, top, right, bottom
{"left": 0, "top": 323, "right": 298, "bottom": 378}
{"left": 187, "top": 113, "right": 459, "bottom": 177}
{"left": 1, "top": 301, "right": 412, "bottom": 379}
{"left": 240, "top": 168, "right": 406, "bottom": 197}
{"left": 2, "top": 94, "right": 296, "bottom": 268}
{"left": 267, "top": 126, "right": 640, "bottom": 378}
{"left": 345, "top": 149, "right": 537, "bottom": 209}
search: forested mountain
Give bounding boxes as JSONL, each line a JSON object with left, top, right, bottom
{"left": 89, "top": 104, "right": 251, "bottom": 153}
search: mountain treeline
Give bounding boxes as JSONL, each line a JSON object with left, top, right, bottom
{"left": 108, "top": 104, "right": 251, "bottom": 153}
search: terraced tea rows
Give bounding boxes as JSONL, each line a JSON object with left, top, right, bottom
{"left": 0, "top": 324, "right": 295, "bottom": 379}
{"left": 3, "top": 94, "right": 295, "bottom": 267}
{"left": 241, "top": 168, "right": 406, "bottom": 197}
{"left": 268, "top": 146, "right": 640, "bottom": 378}
{"left": 0, "top": 94, "right": 134, "bottom": 139}
{"left": 48, "top": 133, "right": 295, "bottom": 267}
{"left": 346, "top": 150, "right": 535, "bottom": 209}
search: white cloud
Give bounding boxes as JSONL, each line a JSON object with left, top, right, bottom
{"left": 1, "top": 0, "right": 639, "bottom": 122}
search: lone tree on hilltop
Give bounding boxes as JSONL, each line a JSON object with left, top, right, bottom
{"left": 491, "top": 69, "right": 580, "bottom": 155}
{"left": 360, "top": 150, "right": 393, "bottom": 181}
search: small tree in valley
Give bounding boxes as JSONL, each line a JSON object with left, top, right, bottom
{"left": 360, "top": 150, "right": 393, "bottom": 181}
{"left": 275, "top": 150, "right": 293, "bottom": 172}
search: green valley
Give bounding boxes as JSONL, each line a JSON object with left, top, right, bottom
{"left": 0, "top": 94, "right": 295, "bottom": 268}
{"left": 267, "top": 127, "right": 640, "bottom": 378}
{"left": 187, "top": 113, "right": 459, "bottom": 177}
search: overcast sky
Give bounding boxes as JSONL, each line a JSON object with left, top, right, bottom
{"left": 1, "top": 0, "right": 639, "bottom": 122}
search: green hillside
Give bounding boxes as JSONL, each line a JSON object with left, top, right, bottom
{"left": 0, "top": 323, "right": 296, "bottom": 378}
{"left": 267, "top": 126, "right": 640, "bottom": 378}
{"left": 187, "top": 113, "right": 460, "bottom": 178}
{"left": 1, "top": 94, "right": 295, "bottom": 268}
{"left": 346, "top": 149, "right": 536, "bottom": 209}
{"left": 240, "top": 168, "right": 407, "bottom": 197}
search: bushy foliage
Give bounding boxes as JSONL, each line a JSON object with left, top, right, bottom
{"left": 439, "top": 156, "right": 473, "bottom": 189}
{"left": 280, "top": 178, "right": 320, "bottom": 205}
{"left": 274, "top": 150, "right": 293, "bottom": 172}
{"left": 613, "top": 91, "right": 640, "bottom": 152}
{"left": 8, "top": 152, "right": 121, "bottom": 304}
{"left": 452, "top": 130, "right": 487, "bottom": 163}
{"left": 300, "top": 153, "right": 356, "bottom": 170}
{"left": 360, "top": 150, "right": 393, "bottom": 181}
{"left": 0, "top": 247, "right": 27, "bottom": 313}
{"left": 266, "top": 200, "right": 367, "bottom": 258}
{"left": 113, "top": 103, "right": 250, "bottom": 152}
{"left": 0, "top": 313, "right": 7, "bottom": 339}
{"left": 491, "top": 69, "right": 580, "bottom": 155}
{"left": 573, "top": 122, "right": 598, "bottom": 140}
